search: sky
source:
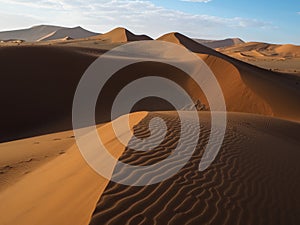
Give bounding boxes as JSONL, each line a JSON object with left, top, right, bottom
{"left": 0, "top": 0, "right": 299, "bottom": 44}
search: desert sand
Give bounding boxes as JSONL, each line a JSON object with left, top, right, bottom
{"left": 1, "top": 29, "right": 299, "bottom": 143}
{"left": 91, "top": 111, "right": 300, "bottom": 225}
{"left": 0, "top": 27, "right": 300, "bottom": 225}
{"left": 0, "top": 25, "right": 99, "bottom": 42}
{"left": 90, "top": 27, "right": 152, "bottom": 43}
{"left": 37, "top": 26, "right": 98, "bottom": 42}
{"left": 194, "top": 38, "right": 244, "bottom": 49}
{"left": 219, "top": 42, "right": 300, "bottom": 75}
{"left": 0, "top": 112, "right": 147, "bottom": 225}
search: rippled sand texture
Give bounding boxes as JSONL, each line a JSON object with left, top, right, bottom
{"left": 91, "top": 112, "right": 300, "bottom": 225}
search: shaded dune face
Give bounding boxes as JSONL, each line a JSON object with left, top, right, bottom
{"left": 0, "top": 49, "right": 205, "bottom": 142}
{"left": 0, "top": 46, "right": 96, "bottom": 142}
{"left": 1, "top": 34, "right": 300, "bottom": 142}
{"left": 96, "top": 61, "right": 207, "bottom": 122}
{"left": 198, "top": 55, "right": 273, "bottom": 115}
{"left": 90, "top": 112, "right": 300, "bottom": 225}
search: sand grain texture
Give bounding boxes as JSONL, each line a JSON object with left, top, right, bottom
{"left": 91, "top": 112, "right": 300, "bottom": 225}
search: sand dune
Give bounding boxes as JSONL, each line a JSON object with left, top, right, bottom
{"left": 0, "top": 45, "right": 97, "bottom": 142}
{"left": 1, "top": 31, "right": 300, "bottom": 143}
{"left": 220, "top": 42, "right": 300, "bottom": 58}
{"left": 158, "top": 32, "right": 300, "bottom": 121}
{"left": 275, "top": 44, "right": 300, "bottom": 58}
{"left": 0, "top": 25, "right": 99, "bottom": 42}
{"left": 0, "top": 44, "right": 200, "bottom": 142}
{"left": 0, "top": 129, "right": 75, "bottom": 191}
{"left": 0, "top": 25, "right": 64, "bottom": 42}
{"left": 1, "top": 26, "right": 300, "bottom": 225}
{"left": 218, "top": 42, "right": 300, "bottom": 74}
{"left": 91, "top": 27, "right": 152, "bottom": 43}
{"left": 0, "top": 112, "right": 147, "bottom": 225}
{"left": 194, "top": 38, "right": 244, "bottom": 49}
{"left": 91, "top": 111, "right": 300, "bottom": 225}
{"left": 37, "top": 26, "right": 98, "bottom": 41}
{"left": 1, "top": 111, "right": 299, "bottom": 225}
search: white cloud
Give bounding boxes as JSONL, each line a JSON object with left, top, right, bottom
{"left": 0, "top": 11, "right": 43, "bottom": 31}
{"left": 181, "top": 0, "right": 212, "bottom": 2}
{"left": 0, "top": 0, "right": 273, "bottom": 39}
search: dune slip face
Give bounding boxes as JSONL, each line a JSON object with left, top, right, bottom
{"left": 90, "top": 112, "right": 300, "bottom": 225}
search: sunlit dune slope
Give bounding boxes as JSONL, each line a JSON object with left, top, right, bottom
{"left": 158, "top": 32, "right": 300, "bottom": 121}
{"left": 90, "top": 27, "right": 152, "bottom": 43}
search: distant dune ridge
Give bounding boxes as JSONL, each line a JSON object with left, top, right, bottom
{"left": 0, "top": 25, "right": 64, "bottom": 42}
{"left": 194, "top": 37, "right": 244, "bottom": 49}
{"left": 0, "top": 26, "right": 300, "bottom": 225}
{"left": 90, "top": 27, "right": 152, "bottom": 42}
{"left": 0, "top": 25, "right": 99, "bottom": 42}
{"left": 37, "top": 26, "right": 98, "bottom": 41}
{"left": 220, "top": 41, "right": 300, "bottom": 58}
{"left": 218, "top": 41, "right": 300, "bottom": 74}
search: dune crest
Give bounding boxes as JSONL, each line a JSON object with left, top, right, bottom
{"left": 0, "top": 112, "right": 148, "bottom": 225}
{"left": 157, "top": 32, "right": 300, "bottom": 121}
{"left": 37, "top": 26, "right": 98, "bottom": 41}
{"left": 91, "top": 27, "right": 152, "bottom": 43}
{"left": 0, "top": 25, "right": 64, "bottom": 42}
{"left": 194, "top": 37, "right": 244, "bottom": 49}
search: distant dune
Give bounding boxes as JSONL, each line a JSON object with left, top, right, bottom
{"left": 220, "top": 42, "right": 300, "bottom": 58}
{"left": 91, "top": 27, "right": 152, "bottom": 43}
{"left": 219, "top": 42, "right": 300, "bottom": 74}
{"left": 0, "top": 25, "right": 64, "bottom": 42}
{"left": 274, "top": 44, "right": 300, "bottom": 58}
{"left": 0, "top": 25, "right": 99, "bottom": 42}
{"left": 194, "top": 38, "right": 244, "bottom": 49}
{"left": 37, "top": 26, "right": 98, "bottom": 41}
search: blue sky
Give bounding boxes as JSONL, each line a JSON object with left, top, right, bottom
{"left": 0, "top": 0, "right": 299, "bottom": 44}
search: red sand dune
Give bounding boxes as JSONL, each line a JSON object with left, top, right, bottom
{"left": 158, "top": 32, "right": 300, "bottom": 121}
{"left": 37, "top": 26, "right": 98, "bottom": 41}
{"left": 90, "top": 111, "right": 300, "bottom": 225}
{"left": 90, "top": 27, "right": 152, "bottom": 43}
{"left": 194, "top": 37, "right": 244, "bottom": 49}
{"left": 1, "top": 31, "right": 300, "bottom": 142}
{"left": 0, "top": 27, "right": 300, "bottom": 225}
